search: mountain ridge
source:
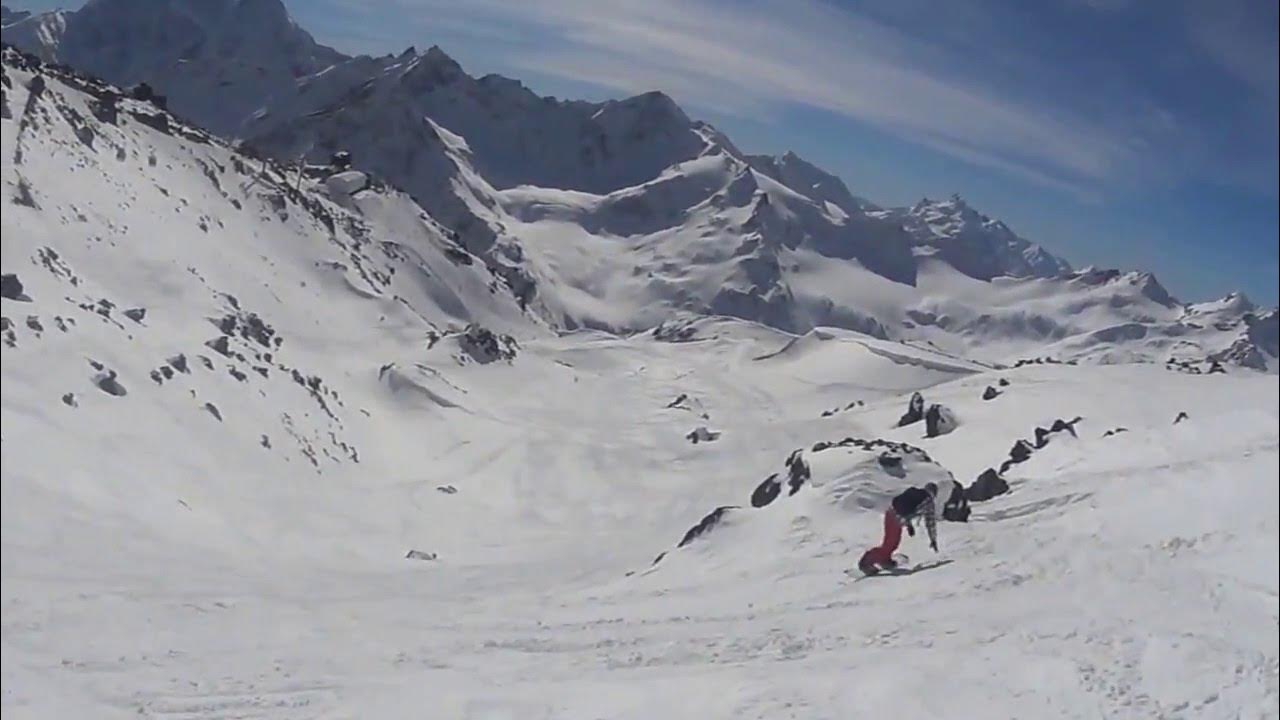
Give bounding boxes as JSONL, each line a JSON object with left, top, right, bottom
{"left": 3, "top": 1, "right": 1275, "bottom": 371}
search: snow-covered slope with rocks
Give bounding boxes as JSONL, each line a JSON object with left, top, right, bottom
{"left": 3, "top": 44, "right": 1279, "bottom": 720}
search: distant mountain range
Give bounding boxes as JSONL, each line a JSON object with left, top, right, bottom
{"left": 3, "top": 0, "right": 1274, "bottom": 370}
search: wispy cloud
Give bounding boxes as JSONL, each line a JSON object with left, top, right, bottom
{"left": 310, "top": 0, "right": 1275, "bottom": 200}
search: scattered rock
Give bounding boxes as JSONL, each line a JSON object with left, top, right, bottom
{"left": 1009, "top": 439, "right": 1034, "bottom": 462}
{"left": 997, "top": 378, "right": 1011, "bottom": 387}
{"left": 1033, "top": 427, "right": 1051, "bottom": 448}
{"left": 1102, "top": 427, "right": 1128, "bottom": 438}
{"left": 457, "top": 324, "right": 518, "bottom": 364}
{"left": 149, "top": 369, "right": 164, "bottom": 384}
{"left": 61, "top": 392, "right": 77, "bottom": 407}
{"left": 1, "top": 273, "right": 31, "bottom": 301}
{"left": 750, "top": 473, "right": 781, "bottom": 508}
{"left": 1207, "top": 361, "right": 1226, "bottom": 375}
{"left": 785, "top": 450, "right": 811, "bottom": 495}
{"left": 924, "top": 404, "right": 958, "bottom": 438}
{"left": 877, "top": 453, "right": 903, "bottom": 470}
{"left": 205, "top": 336, "right": 231, "bottom": 356}
{"left": 686, "top": 426, "right": 721, "bottom": 444}
{"left": 260, "top": 435, "right": 271, "bottom": 449}
{"left": 436, "top": 485, "right": 459, "bottom": 495}
{"left": 982, "top": 386, "right": 1000, "bottom": 401}
{"left": 168, "top": 354, "right": 189, "bottom": 373}
{"left": 122, "top": 307, "right": 146, "bottom": 323}
{"left": 652, "top": 320, "right": 699, "bottom": 343}
{"left": 966, "top": 468, "right": 1010, "bottom": 502}
{"left": 92, "top": 370, "right": 127, "bottom": 397}
{"left": 1173, "top": 411, "right": 1189, "bottom": 425}
{"left": 405, "top": 550, "right": 438, "bottom": 561}
{"left": 942, "top": 481, "right": 972, "bottom": 520}
{"left": 896, "top": 391, "right": 925, "bottom": 427}
{"left": 810, "top": 436, "right": 933, "bottom": 462}
{"left": 12, "top": 178, "right": 38, "bottom": 208}
{"left": 1049, "top": 418, "right": 1080, "bottom": 437}
{"left": 677, "top": 506, "right": 738, "bottom": 548}
{"left": 203, "top": 402, "right": 222, "bottom": 422}
{"left": 25, "top": 315, "right": 42, "bottom": 333}
{"left": 665, "top": 393, "right": 689, "bottom": 409}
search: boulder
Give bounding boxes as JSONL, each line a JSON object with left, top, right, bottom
{"left": 1174, "top": 411, "right": 1189, "bottom": 425}
{"left": 967, "top": 468, "right": 1010, "bottom": 502}
{"left": 924, "top": 404, "right": 958, "bottom": 438}
{"left": 896, "top": 391, "right": 925, "bottom": 427}
{"left": 1034, "top": 427, "right": 1051, "bottom": 448}
{"left": 750, "top": 473, "right": 782, "bottom": 508}
{"left": 1, "top": 273, "right": 31, "bottom": 301}
{"left": 942, "top": 481, "right": 971, "bottom": 521}
{"left": 982, "top": 386, "right": 1000, "bottom": 401}
{"left": 1049, "top": 417, "right": 1079, "bottom": 437}
{"left": 1009, "top": 439, "right": 1034, "bottom": 464}
{"left": 785, "top": 450, "right": 810, "bottom": 494}
{"left": 997, "top": 378, "right": 1011, "bottom": 387}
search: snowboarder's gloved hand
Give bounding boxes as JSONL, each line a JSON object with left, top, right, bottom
{"left": 906, "top": 522, "right": 916, "bottom": 537}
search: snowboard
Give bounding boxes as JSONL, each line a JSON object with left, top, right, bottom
{"left": 845, "top": 556, "right": 954, "bottom": 581}
{"left": 847, "top": 553, "right": 910, "bottom": 578}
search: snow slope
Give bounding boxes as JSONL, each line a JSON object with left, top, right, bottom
{"left": 2, "top": 28, "right": 1279, "bottom": 720}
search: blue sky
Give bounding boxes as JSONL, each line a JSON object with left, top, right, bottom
{"left": 14, "top": 0, "right": 1279, "bottom": 303}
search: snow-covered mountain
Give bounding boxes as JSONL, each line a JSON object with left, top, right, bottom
{"left": 3, "top": 30, "right": 1279, "bottom": 720}
{"left": 1, "top": 0, "right": 343, "bottom": 135}
{"left": 5, "top": 2, "right": 1274, "bottom": 370}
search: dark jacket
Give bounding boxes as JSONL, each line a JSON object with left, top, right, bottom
{"left": 891, "top": 487, "right": 938, "bottom": 549}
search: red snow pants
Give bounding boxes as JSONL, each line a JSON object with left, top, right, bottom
{"left": 860, "top": 509, "right": 903, "bottom": 567}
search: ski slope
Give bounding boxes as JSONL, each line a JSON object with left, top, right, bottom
{"left": 4, "top": 313, "right": 1278, "bottom": 718}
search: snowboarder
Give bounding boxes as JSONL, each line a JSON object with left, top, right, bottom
{"left": 858, "top": 482, "right": 939, "bottom": 574}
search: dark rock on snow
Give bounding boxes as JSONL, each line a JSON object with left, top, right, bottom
{"left": 942, "top": 481, "right": 972, "bottom": 520}
{"left": 982, "top": 386, "right": 1000, "bottom": 401}
{"left": 92, "top": 370, "right": 127, "bottom": 397}
{"left": 750, "top": 473, "right": 782, "bottom": 508}
{"left": 966, "top": 468, "right": 1010, "bottom": 502}
{"left": 924, "top": 404, "right": 957, "bottom": 438}
{"left": 2, "top": 273, "right": 33, "bottom": 301}
{"left": 896, "top": 391, "right": 926, "bottom": 427}
{"left": 677, "top": 506, "right": 739, "bottom": 548}
{"left": 785, "top": 450, "right": 810, "bottom": 495}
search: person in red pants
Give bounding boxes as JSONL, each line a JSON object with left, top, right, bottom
{"left": 859, "top": 482, "right": 939, "bottom": 574}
